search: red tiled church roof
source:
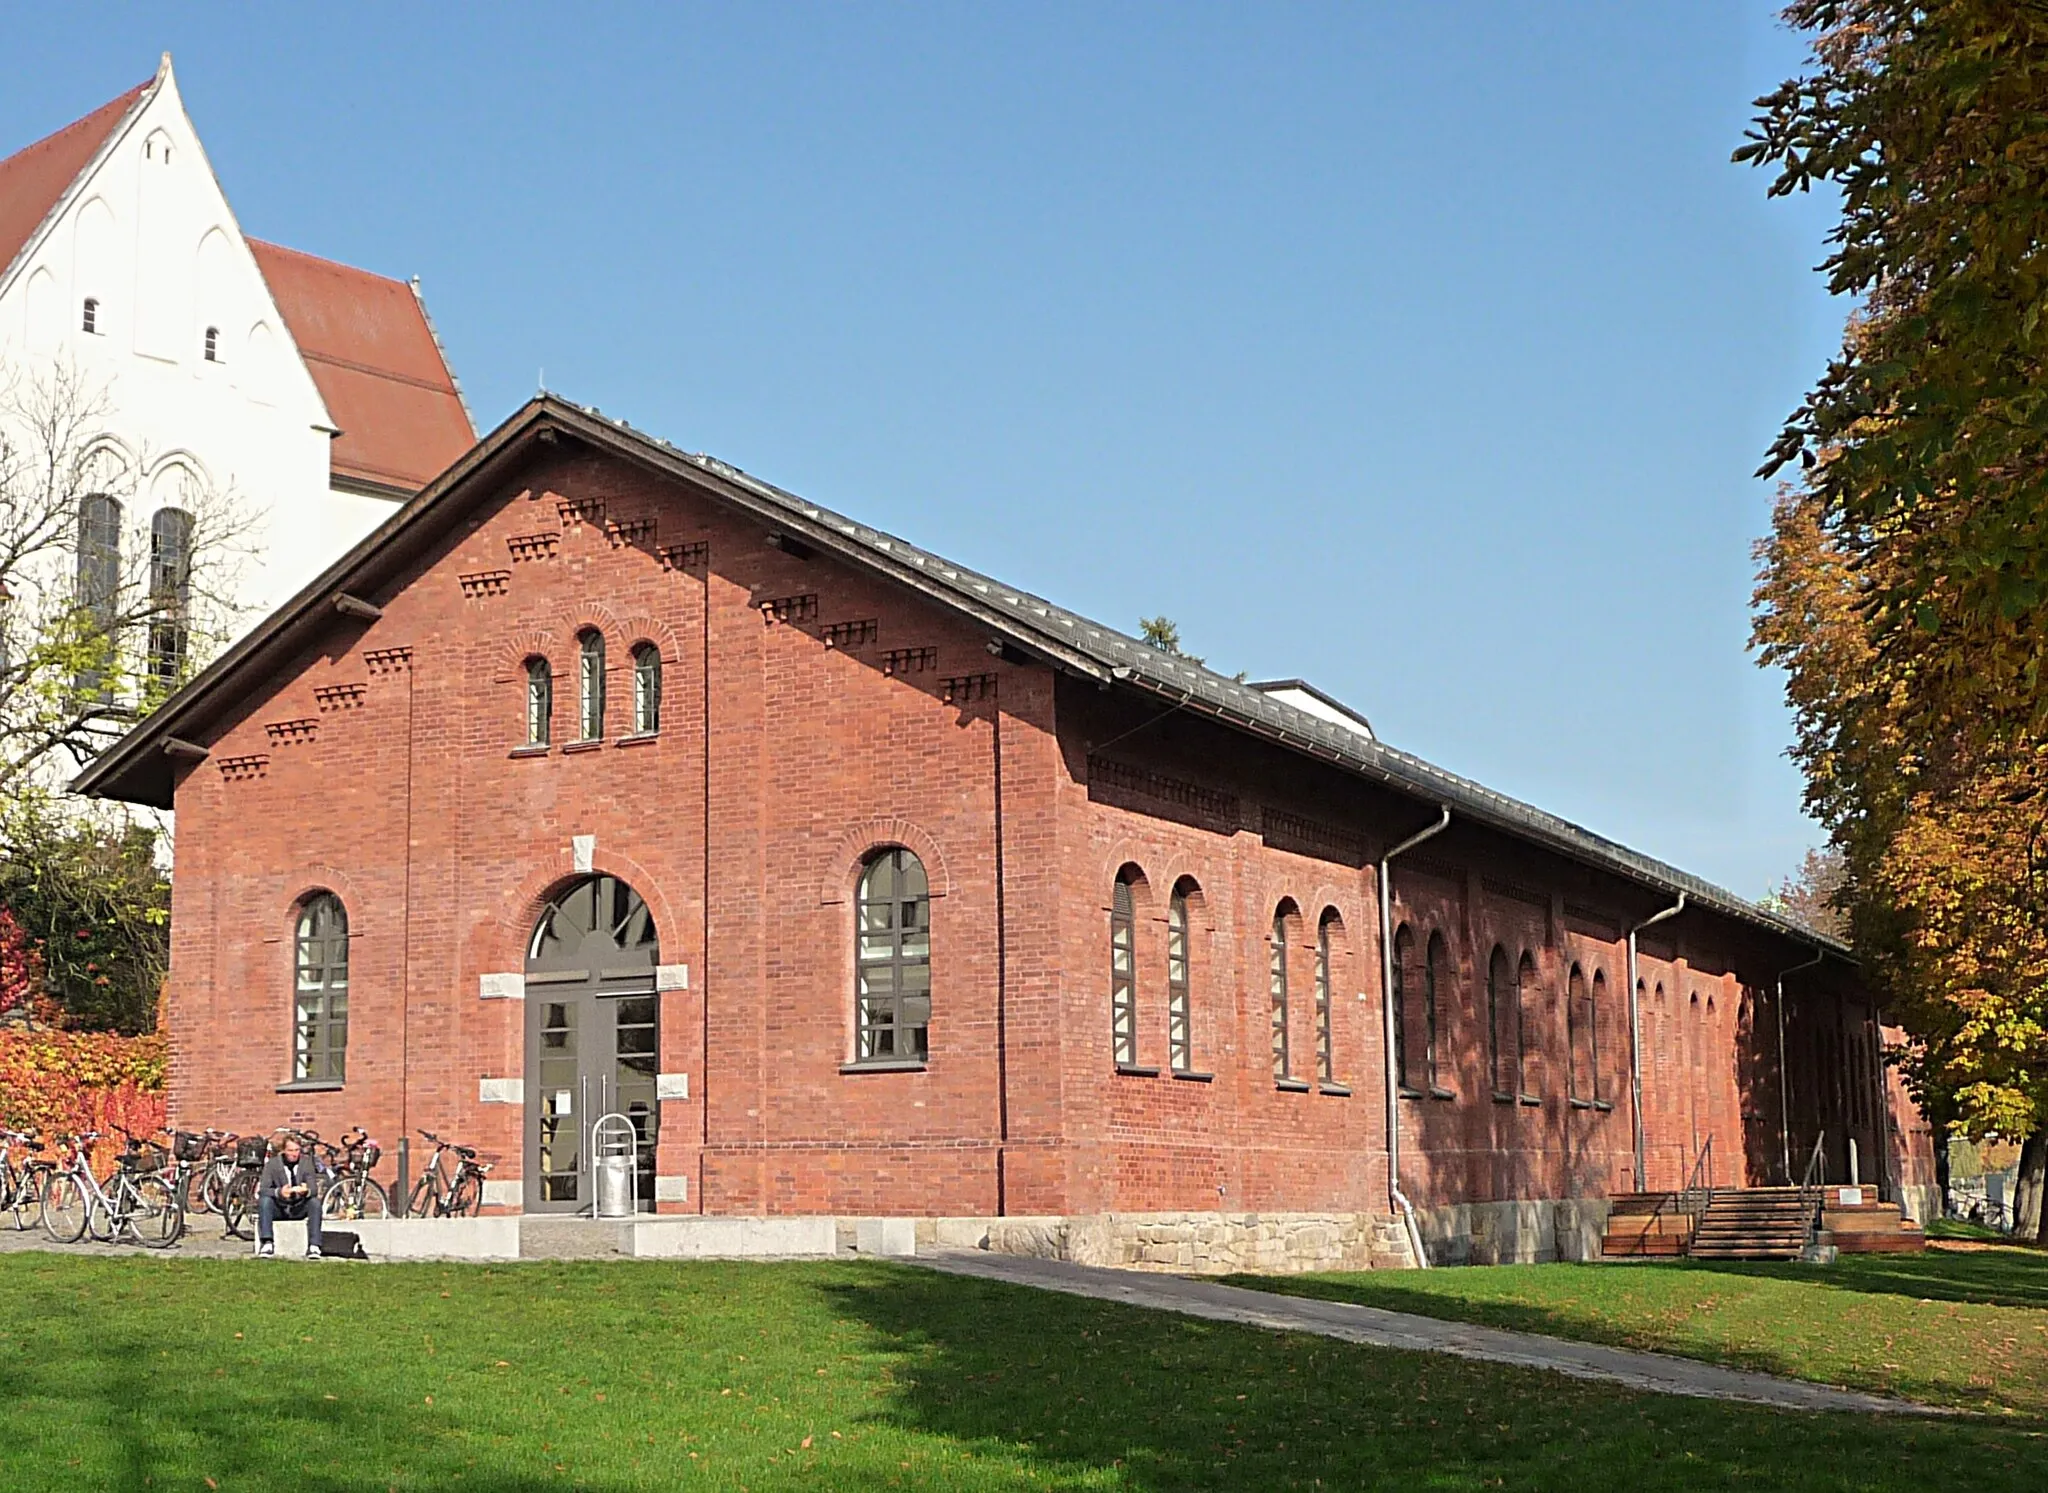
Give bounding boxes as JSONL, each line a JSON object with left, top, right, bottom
{"left": 0, "top": 77, "right": 474, "bottom": 495}
{"left": 0, "top": 80, "right": 150, "bottom": 284}
{"left": 248, "top": 240, "right": 474, "bottom": 493}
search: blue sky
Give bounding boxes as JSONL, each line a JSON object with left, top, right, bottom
{"left": 6, "top": 4, "right": 1841, "bottom": 899}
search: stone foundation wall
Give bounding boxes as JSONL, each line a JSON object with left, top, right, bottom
{"left": 920, "top": 1211, "right": 1416, "bottom": 1274}
{"left": 1411, "top": 1198, "right": 1611, "bottom": 1265}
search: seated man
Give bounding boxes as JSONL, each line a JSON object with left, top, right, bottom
{"left": 256, "top": 1134, "right": 324, "bottom": 1259}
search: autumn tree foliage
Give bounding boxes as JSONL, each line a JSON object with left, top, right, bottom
{"left": 1744, "top": 4, "right": 2048, "bottom": 1177}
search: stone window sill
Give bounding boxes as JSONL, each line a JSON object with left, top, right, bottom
{"left": 561, "top": 739, "right": 603, "bottom": 755}
{"left": 1319, "top": 1082, "right": 1352, "bottom": 1097}
{"left": 615, "top": 732, "right": 659, "bottom": 748}
{"left": 1115, "top": 1064, "right": 1160, "bottom": 1078}
{"left": 1518, "top": 1093, "right": 1541, "bottom": 1107}
{"left": 840, "top": 1059, "right": 927, "bottom": 1075}
{"left": 1569, "top": 1096, "right": 1595, "bottom": 1111}
{"left": 1274, "top": 1077, "right": 1312, "bottom": 1093}
{"left": 1429, "top": 1086, "right": 1456, "bottom": 1102}
{"left": 276, "top": 1079, "right": 343, "bottom": 1094}
{"left": 1492, "top": 1091, "right": 1515, "bottom": 1104}
{"left": 1593, "top": 1099, "right": 1614, "bottom": 1113}
{"left": 509, "top": 744, "right": 550, "bottom": 758}
{"left": 1171, "top": 1070, "right": 1214, "bottom": 1083}
{"left": 1398, "top": 1086, "right": 1426, "bottom": 1101}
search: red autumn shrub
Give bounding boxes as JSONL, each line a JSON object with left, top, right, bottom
{"left": 0, "top": 1028, "right": 168, "bottom": 1172}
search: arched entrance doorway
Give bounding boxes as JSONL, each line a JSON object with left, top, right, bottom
{"left": 524, "top": 875, "right": 659, "bottom": 1213}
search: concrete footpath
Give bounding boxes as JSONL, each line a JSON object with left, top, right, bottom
{"left": 914, "top": 1249, "right": 1941, "bottom": 1417}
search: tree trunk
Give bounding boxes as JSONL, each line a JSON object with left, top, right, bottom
{"left": 2016, "top": 1133, "right": 2047, "bottom": 1240}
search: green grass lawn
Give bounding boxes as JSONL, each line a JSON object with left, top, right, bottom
{"left": 0, "top": 1255, "right": 2042, "bottom": 1491}
{"left": 1227, "top": 1244, "right": 2048, "bottom": 1420}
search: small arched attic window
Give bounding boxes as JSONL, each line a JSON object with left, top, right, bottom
{"left": 81, "top": 298, "right": 99, "bottom": 334}
{"left": 203, "top": 326, "right": 220, "bottom": 363}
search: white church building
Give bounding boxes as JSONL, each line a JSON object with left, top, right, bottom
{"left": 0, "top": 55, "right": 473, "bottom": 716}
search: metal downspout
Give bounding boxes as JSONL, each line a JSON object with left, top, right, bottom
{"left": 1626, "top": 893, "right": 1686, "bottom": 1192}
{"left": 1381, "top": 806, "right": 1450, "bottom": 1268}
{"left": 1774, "top": 946, "right": 1826, "bottom": 1185}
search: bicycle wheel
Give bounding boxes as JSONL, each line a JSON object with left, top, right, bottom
{"left": 406, "top": 1176, "right": 437, "bottom": 1219}
{"left": 127, "top": 1174, "right": 183, "bottom": 1249}
{"left": 223, "top": 1171, "right": 256, "bottom": 1240}
{"left": 323, "top": 1176, "right": 389, "bottom": 1222}
{"left": 201, "top": 1163, "right": 231, "bottom": 1217}
{"left": 449, "top": 1171, "right": 483, "bottom": 1217}
{"left": 41, "top": 1173, "right": 88, "bottom": 1243}
{"left": 11, "top": 1164, "right": 50, "bottom": 1232}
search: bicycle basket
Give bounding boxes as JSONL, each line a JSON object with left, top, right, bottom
{"left": 235, "top": 1136, "right": 269, "bottom": 1166}
{"left": 359, "top": 1141, "right": 381, "bottom": 1169}
{"left": 120, "top": 1142, "right": 168, "bottom": 1173}
{"left": 172, "top": 1131, "right": 206, "bottom": 1162}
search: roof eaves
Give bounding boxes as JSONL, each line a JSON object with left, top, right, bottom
{"left": 0, "top": 75, "right": 156, "bottom": 301}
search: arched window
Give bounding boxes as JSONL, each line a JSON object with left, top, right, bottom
{"left": 1517, "top": 951, "right": 1538, "bottom": 1097}
{"left": 1270, "top": 903, "right": 1297, "bottom": 1081}
{"left": 1110, "top": 872, "right": 1138, "bottom": 1068}
{"left": 1584, "top": 970, "right": 1606, "bottom": 1105}
{"left": 1167, "top": 880, "right": 1195, "bottom": 1073}
{"left": 203, "top": 325, "right": 220, "bottom": 362}
{"left": 147, "top": 507, "right": 193, "bottom": 690}
{"left": 1425, "top": 931, "right": 1448, "bottom": 1093}
{"left": 81, "top": 297, "right": 99, "bottom": 334}
{"left": 525, "top": 656, "right": 553, "bottom": 746}
{"left": 631, "top": 643, "right": 661, "bottom": 734}
{"left": 1487, "top": 945, "right": 1514, "bottom": 1099}
{"left": 855, "top": 847, "right": 930, "bottom": 1062}
{"left": 74, "top": 493, "right": 121, "bottom": 699}
{"left": 1567, "top": 964, "right": 1590, "bottom": 1103}
{"left": 577, "top": 628, "right": 605, "bottom": 741}
{"left": 1392, "top": 923, "right": 1417, "bottom": 1093}
{"left": 294, "top": 894, "right": 349, "bottom": 1083}
{"left": 1314, "top": 910, "right": 1339, "bottom": 1085}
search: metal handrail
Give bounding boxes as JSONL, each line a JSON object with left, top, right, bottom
{"left": 1797, "top": 1131, "right": 1828, "bottom": 1252}
{"left": 1679, "top": 1135, "right": 1715, "bottom": 1216}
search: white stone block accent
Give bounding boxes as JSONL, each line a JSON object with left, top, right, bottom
{"left": 479, "top": 1076, "right": 523, "bottom": 1104}
{"left": 656, "top": 1072, "right": 689, "bottom": 1101}
{"left": 482, "top": 1179, "right": 520, "bottom": 1208}
{"left": 627, "top": 1216, "right": 835, "bottom": 1259}
{"left": 655, "top": 963, "right": 690, "bottom": 991}
{"left": 478, "top": 972, "right": 525, "bottom": 1000}
{"left": 572, "top": 834, "right": 595, "bottom": 873}
{"left": 654, "top": 1176, "right": 689, "bottom": 1202}
{"left": 856, "top": 1217, "right": 917, "bottom": 1257}
{"left": 352, "top": 1217, "right": 522, "bottom": 1261}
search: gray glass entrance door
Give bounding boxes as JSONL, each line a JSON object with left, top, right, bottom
{"left": 524, "top": 876, "right": 661, "bottom": 1215}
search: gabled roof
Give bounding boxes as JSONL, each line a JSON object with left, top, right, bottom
{"left": 72, "top": 395, "right": 1846, "bottom": 960}
{"left": 0, "top": 78, "right": 152, "bottom": 287}
{"left": 248, "top": 240, "right": 474, "bottom": 495}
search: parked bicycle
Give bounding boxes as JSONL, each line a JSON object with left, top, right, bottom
{"left": 42, "top": 1129, "right": 182, "bottom": 1248}
{"left": 407, "top": 1130, "right": 489, "bottom": 1217}
{"left": 0, "top": 1129, "right": 55, "bottom": 1231}
{"left": 169, "top": 1128, "right": 238, "bottom": 1218}
{"left": 221, "top": 1130, "right": 286, "bottom": 1240}
{"left": 322, "top": 1127, "right": 389, "bottom": 1221}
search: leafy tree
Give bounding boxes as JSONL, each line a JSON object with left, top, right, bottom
{"left": 1137, "top": 615, "right": 1203, "bottom": 667}
{"left": 1743, "top": 5, "right": 2048, "bottom": 1205}
{"left": 1763, "top": 845, "right": 1850, "bottom": 942}
{"left": 0, "top": 796, "right": 169, "bottom": 1035}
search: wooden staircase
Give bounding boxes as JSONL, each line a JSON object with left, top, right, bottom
{"left": 1687, "top": 1187, "right": 1813, "bottom": 1260}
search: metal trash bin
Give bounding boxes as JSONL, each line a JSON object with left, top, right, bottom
{"left": 592, "top": 1113, "right": 638, "bottom": 1219}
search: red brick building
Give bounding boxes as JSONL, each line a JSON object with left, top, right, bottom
{"left": 78, "top": 397, "right": 1935, "bottom": 1265}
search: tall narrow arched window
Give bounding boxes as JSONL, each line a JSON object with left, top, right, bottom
{"left": 1110, "top": 873, "right": 1138, "bottom": 1068}
{"left": 1392, "top": 923, "right": 1417, "bottom": 1094}
{"left": 855, "top": 847, "right": 930, "bottom": 1062}
{"left": 577, "top": 628, "right": 605, "bottom": 741}
{"left": 74, "top": 493, "right": 121, "bottom": 699}
{"left": 1567, "top": 964, "right": 1590, "bottom": 1103}
{"left": 1167, "top": 881, "right": 1195, "bottom": 1073}
{"left": 632, "top": 643, "right": 661, "bottom": 734}
{"left": 1588, "top": 970, "right": 1606, "bottom": 1105}
{"left": 147, "top": 507, "right": 193, "bottom": 690}
{"left": 1314, "top": 910, "right": 1339, "bottom": 1085}
{"left": 1425, "top": 931, "right": 1448, "bottom": 1094}
{"left": 525, "top": 656, "right": 553, "bottom": 746}
{"left": 1517, "top": 951, "right": 1538, "bottom": 1098}
{"left": 293, "top": 893, "right": 349, "bottom": 1083}
{"left": 1270, "top": 903, "right": 1297, "bottom": 1082}
{"left": 81, "top": 297, "right": 99, "bottom": 334}
{"left": 203, "top": 325, "right": 220, "bottom": 362}
{"left": 1488, "top": 945, "right": 1514, "bottom": 1099}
